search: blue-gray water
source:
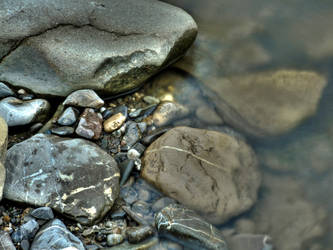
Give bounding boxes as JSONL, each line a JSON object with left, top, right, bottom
{"left": 161, "top": 0, "right": 333, "bottom": 249}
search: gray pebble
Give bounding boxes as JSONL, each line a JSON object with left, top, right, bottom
{"left": 126, "top": 225, "right": 154, "bottom": 244}
{"left": 0, "top": 82, "right": 14, "bottom": 98}
{"left": 51, "top": 126, "right": 75, "bottom": 136}
{"left": 31, "top": 207, "right": 54, "bottom": 221}
{"left": 57, "top": 107, "right": 79, "bottom": 126}
{"left": 107, "top": 234, "right": 124, "bottom": 246}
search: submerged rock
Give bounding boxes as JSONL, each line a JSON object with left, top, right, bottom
{"left": 142, "top": 126, "right": 260, "bottom": 224}
{"left": 4, "top": 134, "right": 120, "bottom": 225}
{"left": 205, "top": 70, "right": 327, "bottom": 137}
{"left": 30, "top": 219, "right": 85, "bottom": 250}
{"left": 0, "top": 0, "right": 197, "bottom": 97}
{"left": 155, "top": 204, "right": 228, "bottom": 250}
{"left": 0, "top": 97, "right": 50, "bottom": 127}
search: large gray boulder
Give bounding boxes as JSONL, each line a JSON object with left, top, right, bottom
{"left": 0, "top": 0, "right": 197, "bottom": 97}
{"left": 4, "top": 134, "right": 120, "bottom": 225}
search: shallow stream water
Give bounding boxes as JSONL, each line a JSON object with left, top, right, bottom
{"left": 159, "top": 0, "right": 333, "bottom": 249}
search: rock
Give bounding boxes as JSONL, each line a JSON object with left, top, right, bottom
{"left": 51, "top": 126, "right": 75, "bottom": 136}
{"left": 251, "top": 174, "right": 327, "bottom": 250}
{"left": 0, "top": 0, "right": 197, "bottom": 97}
{"left": 4, "top": 134, "right": 120, "bottom": 225}
{"left": 0, "top": 117, "right": 7, "bottom": 164}
{"left": 126, "top": 225, "right": 154, "bottom": 244}
{"left": 142, "top": 126, "right": 260, "bottom": 224}
{"left": 104, "top": 113, "right": 127, "bottom": 133}
{"left": 0, "top": 231, "right": 15, "bottom": 250}
{"left": 152, "top": 101, "right": 189, "bottom": 127}
{"left": 121, "top": 122, "right": 142, "bottom": 151}
{"left": 20, "top": 240, "right": 30, "bottom": 250}
{"left": 196, "top": 104, "right": 223, "bottom": 125}
{"left": 119, "top": 160, "right": 135, "bottom": 186}
{"left": 63, "top": 89, "right": 104, "bottom": 108}
{"left": 0, "top": 97, "right": 50, "bottom": 127}
{"left": 205, "top": 70, "right": 327, "bottom": 137}
{"left": 75, "top": 108, "right": 103, "bottom": 140}
{"left": 152, "top": 197, "right": 177, "bottom": 213}
{"left": 30, "top": 219, "right": 85, "bottom": 250}
{"left": 141, "top": 127, "right": 170, "bottom": 146}
{"left": 107, "top": 233, "right": 124, "bottom": 246}
{"left": 31, "top": 207, "right": 54, "bottom": 221}
{"left": 0, "top": 82, "right": 14, "bottom": 98}
{"left": 155, "top": 204, "right": 228, "bottom": 250}
{"left": 12, "top": 219, "right": 39, "bottom": 242}
{"left": 57, "top": 107, "right": 79, "bottom": 126}
{"left": 143, "top": 96, "right": 160, "bottom": 105}
{"left": 228, "top": 234, "right": 273, "bottom": 250}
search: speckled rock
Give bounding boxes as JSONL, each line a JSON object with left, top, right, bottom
{"left": 0, "top": 82, "right": 14, "bottom": 98}
{"left": 4, "top": 134, "right": 120, "bottom": 225}
{"left": 0, "top": 97, "right": 50, "bottom": 127}
{"left": 155, "top": 204, "right": 228, "bottom": 250}
{"left": 75, "top": 108, "right": 103, "bottom": 140}
{"left": 142, "top": 126, "right": 260, "bottom": 225}
{"left": 30, "top": 219, "right": 85, "bottom": 250}
{"left": 205, "top": 70, "right": 327, "bottom": 137}
{"left": 63, "top": 89, "right": 104, "bottom": 108}
{"left": 0, "top": 0, "right": 197, "bottom": 97}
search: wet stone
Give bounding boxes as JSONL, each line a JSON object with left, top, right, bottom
{"left": 119, "top": 160, "right": 135, "bottom": 186}
{"left": 112, "top": 105, "right": 128, "bottom": 119}
{"left": 63, "top": 89, "right": 104, "bottom": 108}
{"left": 0, "top": 116, "right": 7, "bottom": 164}
{"left": 12, "top": 219, "right": 39, "bottom": 242}
{"left": 152, "top": 197, "right": 177, "bottom": 213}
{"left": 121, "top": 122, "right": 142, "bottom": 151}
{"left": 57, "top": 107, "right": 79, "bottom": 126}
{"left": 51, "top": 126, "right": 75, "bottom": 136}
{"left": 152, "top": 101, "right": 189, "bottom": 127}
{"left": 107, "top": 233, "right": 124, "bottom": 246}
{"left": 137, "top": 122, "right": 147, "bottom": 134}
{"left": 143, "top": 96, "right": 160, "bottom": 105}
{"left": 129, "top": 108, "right": 142, "bottom": 118}
{"left": 126, "top": 225, "right": 154, "bottom": 244}
{"left": 141, "top": 127, "right": 170, "bottom": 146}
{"left": 0, "top": 97, "right": 50, "bottom": 127}
{"left": 4, "top": 134, "right": 120, "bottom": 225}
{"left": 75, "top": 108, "right": 103, "bottom": 140}
{"left": 155, "top": 204, "right": 228, "bottom": 250}
{"left": 103, "top": 109, "right": 114, "bottom": 120}
{"left": 20, "top": 239, "right": 30, "bottom": 250}
{"left": 0, "top": 231, "right": 15, "bottom": 250}
{"left": 31, "top": 207, "right": 54, "bottom": 221}
{"left": 0, "top": 82, "right": 14, "bottom": 98}
{"left": 104, "top": 113, "right": 127, "bottom": 133}
{"left": 30, "top": 219, "right": 85, "bottom": 250}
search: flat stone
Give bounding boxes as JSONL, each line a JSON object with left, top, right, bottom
{"left": 205, "top": 70, "right": 327, "bottom": 137}
{"left": 4, "top": 134, "right": 120, "bottom": 225}
{"left": 0, "top": 97, "right": 50, "bottom": 127}
{"left": 30, "top": 219, "right": 85, "bottom": 250}
{"left": 155, "top": 204, "right": 228, "bottom": 250}
{"left": 0, "top": 0, "right": 197, "bottom": 97}
{"left": 104, "top": 113, "right": 127, "bottom": 133}
{"left": 63, "top": 89, "right": 104, "bottom": 108}
{"left": 75, "top": 108, "right": 103, "bottom": 140}
{"left": 142, "top": 127, "right": 260, "bottom": 224}
{"left": 0, "top": 82, "right": 14, "bottom": 98}
{"left": 0, "top": 231, "right": 15, "bottom": 250}
{"left": 31, "top": 207, "right": 54, "bottom": 221}
{"left": 57, "top": 107, "right": 79, "bottom": 126}
{"left": 51, "top": 126, "right": 75, "bottom": 136}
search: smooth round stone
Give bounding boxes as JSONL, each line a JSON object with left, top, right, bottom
{"left": 107, "top": 234, "right": 124, "bottom": 247}
{"left": 0, "top": 97, "right": 50, "bottom": 127}
{"left": 0, "top": 82, "right": 14, "bottom": 98}
{"left": 57, "top": 107, "right": 79, "bottom": 126}
{"left": 51, "top": 126, "right": 75, "bottom": 136}
{"left": 104, "top": 113, "right": 127, "bottom": 133}
{"left": 152, "top": 101, "right": 189, "bottom": 127}
{"left": 31, "top": 207, "right": 54, "bottom": 221}
{"left": 63, "top": 89, "right": 104, "bottom": 108}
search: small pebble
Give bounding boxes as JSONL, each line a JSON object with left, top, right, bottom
{"left": 51, "top": 126, "right": 75, "bottom": 136}
{"left": 119, "top": 160, "right": 135, "bottom": 186}
{"left": 75, "top": 108, "right": 103, "bottom": 140}
{"left": 30, "top": 123, "right": 43, "bottom": 133}
{"left": 104, "top": 113, "right": 127, "bottom": 133}
{"left": 0, "top": 231, "right": 15, "bottom": 250}
{"left": 143, "top": 96, "right": 160, "bottom": 105}
{"left": 107, "top": 233, "right": 124, "bottom": 246}
{"left": 31, "top": 207, "right": 54, "bottom": 221}
{"left": 63, "top": 89, "right": 104, "bottom": 108}
{"left": 20, "top": 239, "right": 30, "bottom": 250}
{"left": 57, "top": 107, "right": 79, "bottom": 126}
{"left": 126, "top": 225, "right": 154, "bottom": 243}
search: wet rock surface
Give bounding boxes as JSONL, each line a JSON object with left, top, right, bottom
{"left": 0, "top": 82, "right": 14, "bottom": 98}
{"left": 75, "top": 108, "right": 103, "bottom": 140}
{"left": 63, "top": 89, "right": 104, "bottom": 109}
{"left": 0, "top": 97, "right": 50, "bottom": 127}
{"left": 0, "top": 0, "right": 197, "bottom": 97}
{"left": 4, "top": 134, "right": 120, "bottom": 225}
{"left": 30, "top": 219, "right": 85, "bottom": 250}
{"left": 0, "top": 231, "right": 15, "bottom": 250}
{"left": 155, "top": 204, "right": 228, "bottom": 250}
{"left": 142, "top": 126, "right": 261, "bottom": 224}
{"left": 57, "top": 107, "right": 79, "bottom": 126}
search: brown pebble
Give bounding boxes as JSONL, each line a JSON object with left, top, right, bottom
{"left": 104, "top": 113, "right": 127, "bottom": 133}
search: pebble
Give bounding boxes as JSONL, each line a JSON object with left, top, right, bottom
{"left": 143, "top": 96, "right": 160, "bottom": 105}
{"left": 51, "top": 126, "right": 75, "bottom": 136}
{"left": 63, "top": 89, "right": 104, "bottom": 108}
{"left": 107, "top": 233, "right": 124, "bottom": 246}
{"left": 141, "top": 127, "right": 170, "bottom": 145}
{"left": 119, "top": 160, "right": 135, "bottom": 186}
{"left": 57, "top": 107, "right": 79, "bottom": 126}
{"left": 103, "top": 109, "right": 113, "bottom": 119}
{"left": 0, "top": 82, "right": 14, "bottom": 98}
{"left": 126, "top": 225, "right": 154, "bottom": 244}
{"left": 152, "top": 101, "right": 189, "bottom": 127}
{"left": 121, "top": 122, "right": 141, "bottom": 151}
{"left": 29, "top": 123, "right": 43, "bottom": 133}
{"left": 0, "top": 97, "right": 50, "bottom": 127}
{"left": 129, "top": 108, "right": 142, "bottom": 118}
{"left": 31, "top": 207, "right": 54, "bottom": 221}
{"left": 0, "top": 231, "right": 15, "bottom": 250}
{"left": 137, "top": 122, "right": 147, "bottom": 134}
{"left": 75, "top": 108, "right": 103, "bottom": 140}
{"left": 112, "top": 105, "right": 128, "bottom": 119}
{"left": 20, "top": 239, "right": 30, "bottom": 250}
{"left": 12, "top": 219, "right": 39, "bottom": 242}
{"left": 104, "top": 113, "right": 127, "bottom": 133}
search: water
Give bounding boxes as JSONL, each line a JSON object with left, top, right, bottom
{"left": 159, "top": 0, "right": 333, "bottom": 249}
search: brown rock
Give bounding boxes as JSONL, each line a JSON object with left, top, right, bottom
{"left": 141, "top": 126, "right": 261, "bottom": 224}
{"left": 104, "top": 113, "right": 127, "bottom": 133}
{"left": 0, "top": 116, "right": 7, "bottom": 163}
{"left": 152, "top": 101, "right": 189, "bottom": 127}
{"left": 75, "top": 108, "right": 103, "bottom": 140}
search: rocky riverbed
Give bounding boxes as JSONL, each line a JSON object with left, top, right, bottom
{"left": 0, "top": 0, "right": 332, "bottom": 249}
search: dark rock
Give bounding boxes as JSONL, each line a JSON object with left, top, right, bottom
{"left": 20, "top": 219, "right": 39, "bottom": 241}
{"left": 140, "top": 104, "right": 158, "bottom": 119}
{"left": 30, "top": 219, "right": 85, "bottom": 250}
{"left": 129, "top": 108, "right": 142, "bottom": 118}
{"left": 152, "top": 197, "right": 177, "bottom": 213}
{"left": 57, "top": 107, "right": 79, "bottom": 126}
{"left": 142, "top": 126, "right": 260, "bottom": 224}
{"left": 63, "top": 89, "right": 104, "bottom": 108}
{"left": 121, "top": 122, "right": 142, "bottom": 151}
{"left": 155, "top": 204, "right": 228, "bottom": 250}
{"left": 0, "top": 97, "right": 50, "bottom": 127}
{"left": 126, "top": 225, "right": 154, "bottom": 243}
{"left": 0, "top": 231, "right": 15, "bottom": 250}
{"left": 51, "top": 126, "right": 75, "bottom": 136}
{"left": 119, "top": 160, "right": 135, "bottom": 186}
{"left": 103, "top": 109, "right": 114, "bottom": 120}
{"left": 0, "top": 0, "right": 197, "bottom": 97}
{"left": 0, "top": 82, "right": 14, "bottom": 98}
{"left": 141, "top": 127, "right": 170, "bottom": 145}
{"left": 112, "top": 105, "right": 128, "bottom": 119}
{"left": 4, "top": 134, "right": 120, "bottom": 225}
{"left": 120, "top": 186, "right": 138, "bottom": 205}
{"left": 21, "top": 239, "right": 30, "bottom": 250}
{"left": 75, "top": 108, "right": 103, "bottom": 140}
{"left": 31, "top": 207, "right": 54, "bottom": 221}
{"left": 114, "top": 152, "right": 128, "bottom": 164}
